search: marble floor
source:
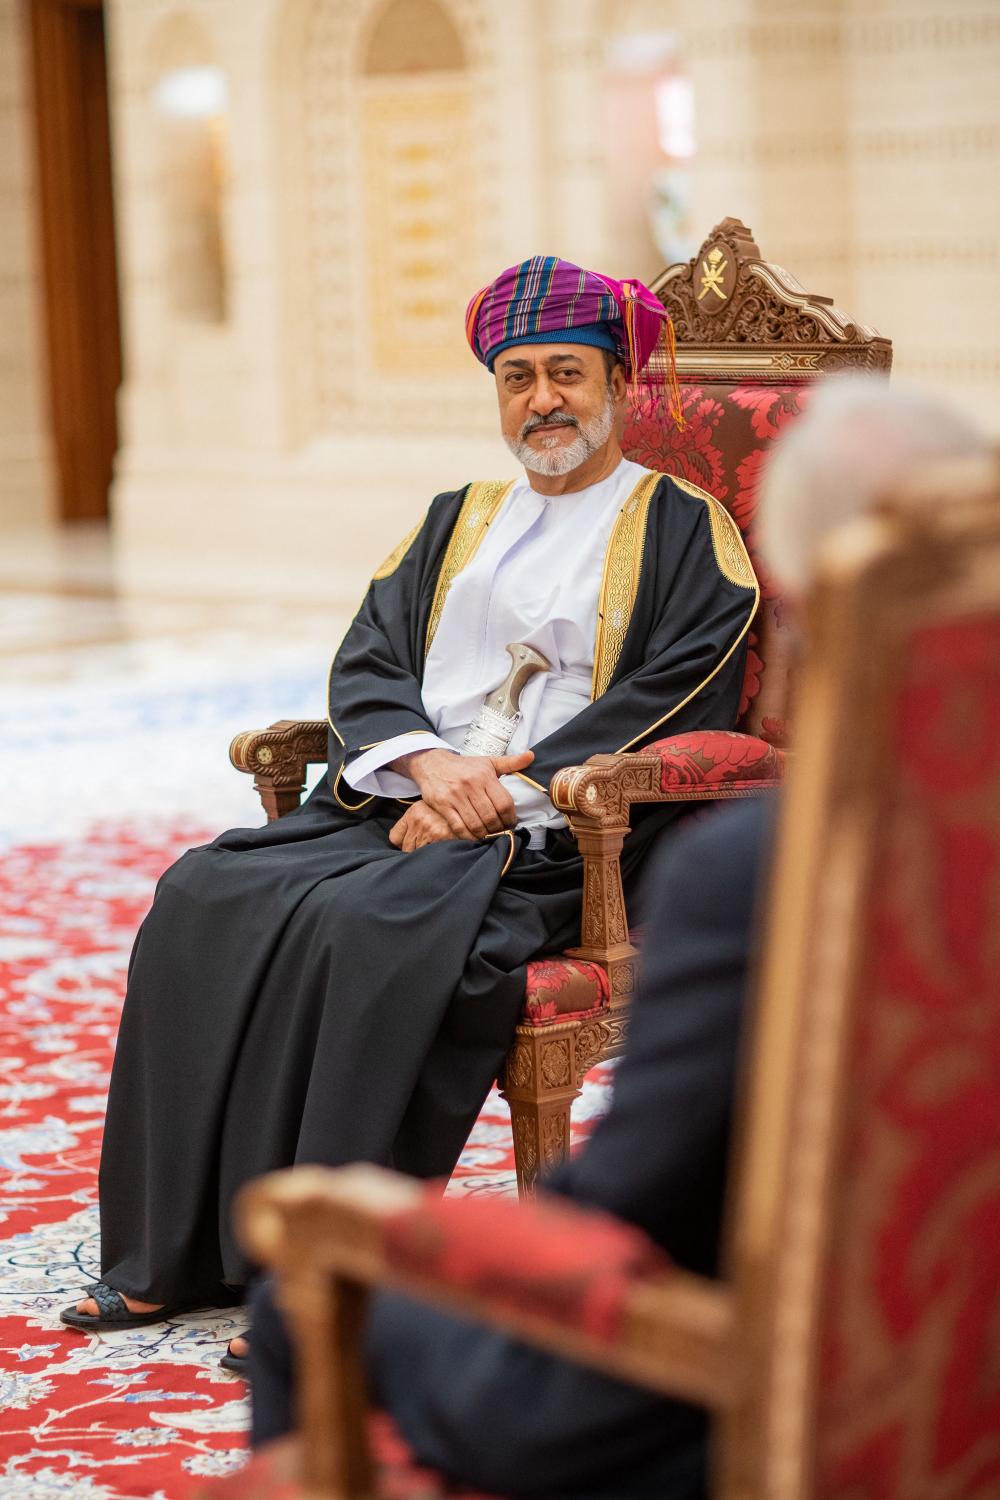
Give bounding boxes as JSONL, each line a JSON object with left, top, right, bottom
{"left": 0, "top": 520, "right": 358, "bottom": 846}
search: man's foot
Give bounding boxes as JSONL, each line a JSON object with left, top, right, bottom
{"left": 60, "top": 1283, "right": 193, "bottom": 1333}
{"left": 220, "top": 1332, "right": 250, "bottom": 1378}
{"left": 76, "top": 1291, "right": 162, "bottom": 1319}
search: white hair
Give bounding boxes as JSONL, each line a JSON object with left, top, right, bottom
{"left": 757, "top": 375, "right": 990, "bottom": 592}
{"left": 504, "top": 388, "right": 617, "bottom": 477}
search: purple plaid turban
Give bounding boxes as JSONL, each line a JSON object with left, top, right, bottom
{"left": 465, "top": 255, "right": 683, "bottom": 425}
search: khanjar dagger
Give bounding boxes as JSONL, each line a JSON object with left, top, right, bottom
{"left": 461, "top": 643, "right": 551, "bottom": 757}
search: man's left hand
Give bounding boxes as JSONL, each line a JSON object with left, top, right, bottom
{"left": 389, "top": 801, "right": 462, "bottom": 853}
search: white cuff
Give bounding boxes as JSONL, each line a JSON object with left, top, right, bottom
{"left": 343, "top": 732, "right": 456, "bottom": 799}
{"left": 501, "top": 773, "right": 560, "bottom": 828}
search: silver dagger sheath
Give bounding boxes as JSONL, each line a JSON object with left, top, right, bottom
{"left": 461, "top": 643, "right": 551, "bottom": 757}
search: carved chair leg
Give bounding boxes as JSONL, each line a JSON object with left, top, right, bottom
{"left": 279, "top": 1268, "right": 374, "bottom": 1497}
{"left": 501, "top": 1024, "right": 585, "bottom": 1199}
{"left": 506, "top": 1093, "right": 579, "bottom": 1199}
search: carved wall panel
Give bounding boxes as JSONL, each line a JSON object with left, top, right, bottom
{"left": 275, "top": 0, "right": 499, "bottom": 442}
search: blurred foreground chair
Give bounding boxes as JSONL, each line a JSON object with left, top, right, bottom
{"left": 213, "top": 457, "right": 1000, "bottom": 1499}
{"left": 229, "top": 219, "right": 892, "bottom": 1195}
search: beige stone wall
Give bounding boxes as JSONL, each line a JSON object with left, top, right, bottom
{"left": 625, "top": 0, "right": 1000, "bottom": 422}
{"left": 0, "top": 1, "right": 56, "bottom": 526}
{"left": 5, "top": 0, "right": 997, "bottom": 592}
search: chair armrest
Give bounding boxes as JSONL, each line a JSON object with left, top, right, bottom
{"left": 237, "top": 1164, "right": 736, "bottom": 1410}
{"left": 551, "top": 731, "right": 784, "bottom": 822}
{"left": 229, "top": 719, "right": 328, "bottom": 821}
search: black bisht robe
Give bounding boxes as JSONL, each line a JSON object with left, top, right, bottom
{"left": 99, "top": 474, "right": 758, "bottom": 1305}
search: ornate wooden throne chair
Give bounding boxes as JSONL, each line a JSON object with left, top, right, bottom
{"left": 210, "top": 455, "right": 1000, "bottom": 1500}
{"left": 229, "top": 218, "right": 892, "bottom": 1196}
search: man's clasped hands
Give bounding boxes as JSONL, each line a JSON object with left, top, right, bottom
{"left": 387, "top": 748, "right": 535, "bottom": 852}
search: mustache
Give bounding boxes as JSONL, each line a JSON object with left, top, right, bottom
{"left": 520, "top": 412, "right": 580, "bottom": 439}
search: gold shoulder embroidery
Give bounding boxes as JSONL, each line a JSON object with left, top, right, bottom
{"left": 425, "top": 479, "right": 515, "bottom": 655}
{"left": 372, "top": 515, "right": 425, "bottom": 582}
{"left": 669, "top": 474, "right": 757, "bottom": 590}
{"left": 592, "top": 472, "right": 661, "bottom": 699}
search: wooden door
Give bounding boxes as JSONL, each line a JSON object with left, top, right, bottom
{"left": 28, "top": 0, "right": 122, "bottom": 522}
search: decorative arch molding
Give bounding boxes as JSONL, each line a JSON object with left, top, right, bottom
{"left": 272, "top": 0, "right": 502, "bottom": 443}
{"left": 143, "top": 9, "right": 230, "bottom": 326}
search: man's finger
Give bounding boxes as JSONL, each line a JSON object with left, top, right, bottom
{"left": 483, "top": 779, "right": 517, "bottom": 826}
{"left": 470, "top": 788, "right": 505, "bottom": 833}
{"left": 389, "top": 817, "right": 407, "bottom": 848}
{"left": 457, "top": 796, "right": 491, "bottom": 839}
{"left": 438, "top": 801, "right": 475, "bottom": 840}
{"left": 491, "top": 750, "right": 535, "bottom": 775}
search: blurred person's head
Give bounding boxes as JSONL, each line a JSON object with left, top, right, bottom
{"left": 758, "top": 375, "right": 990, "bottom": 600}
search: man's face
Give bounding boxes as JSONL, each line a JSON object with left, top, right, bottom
{"left": 494, "top": 344, "right": 627, "bottom": 477}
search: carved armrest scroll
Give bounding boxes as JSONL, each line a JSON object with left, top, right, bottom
{"left": 229, "top": 718, "right": 328, "bottom": 821}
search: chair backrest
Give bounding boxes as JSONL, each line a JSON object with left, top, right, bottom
{"left": 623, "top": 217, "right": 892, "bottom": 747}
{"left": 721, "top": 457, "right": 1000, "bottom": 1500}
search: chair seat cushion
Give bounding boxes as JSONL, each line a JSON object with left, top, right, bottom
{"left": 644, "top": 729, "right": 785, "bottom": 797}
{"left": 522, "top": 955, "right": 610, "bottom": 1025}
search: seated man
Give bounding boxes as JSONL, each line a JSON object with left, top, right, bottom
{"left": 247, "top": 378, "right": 989, "bottom": 1499}
{"left": 62, "top": 257, "right": 759, "bottom": 1334}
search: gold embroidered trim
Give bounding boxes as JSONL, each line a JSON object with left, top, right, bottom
{"left": 488, "top": 828, "right": 517, "bottom": 877}
{"left": 616, "top": 573, "right": 760, "bottom": 752}
{"left": 331, "top": 763, "right": 374, "bottom": 811}
{"left": 511, "top": 770, "right": 547, "bottom": 794}
{"left": 591, "top": 472, "right": 662, "bottom": 699}
{"left": 425, "top": 480, "right": 516, "bottom": 655}
{"left": 669, "top": 474, "right": 757, "bottom": 589}
{"left": 372, "top": 515, "right": 425, "bottom": 581}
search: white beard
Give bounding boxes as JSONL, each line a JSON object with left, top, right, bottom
{"left": 504, "top": 391, "right": 616, "bottom": 478}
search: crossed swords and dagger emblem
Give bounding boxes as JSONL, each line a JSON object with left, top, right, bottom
{"left": 697, "top": 246, "right": 729, "bottom": 302}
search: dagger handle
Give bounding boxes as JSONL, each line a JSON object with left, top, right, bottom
{"left": 483, "top": 643, "right": 551, "bottom": 719}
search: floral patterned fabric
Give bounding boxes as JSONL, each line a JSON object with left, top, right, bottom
{"left": 624, "top": 381, "right": 812, "bottom": 746}
{"left": 644, "top": 729, "right": 784, "bottom": 797}
{"left": 814, "top": 617, "right": 1000, "bottom": 1498}
{"left": 522, "top": 957, "right": 610, "bottom": 1025}
{"left": 383, "top": 1190, "right": 671, "bottom": 1343}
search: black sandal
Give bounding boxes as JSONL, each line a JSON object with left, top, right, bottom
{"left": 60, "top": 1282, "right": 193, "bottom": 1333}
{"left": 220, "top": 1334, "right": 250, "bottom": 1378}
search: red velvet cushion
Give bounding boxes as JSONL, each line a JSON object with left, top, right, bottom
{"left": 643, "top": 729, "right": 784, "bottom": 797}
{"left": 624, "top": 380, "right": 812, "bottom": 744}
{"left": 522, "top": 956, "right": 610, "bottom": 1025}
{"left": 383, "top": 1190, "right": 671, "bottom": 1342}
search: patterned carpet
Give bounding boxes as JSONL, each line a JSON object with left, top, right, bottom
{"left": 0, "top": 817, "right": 611, "bottom": 1496}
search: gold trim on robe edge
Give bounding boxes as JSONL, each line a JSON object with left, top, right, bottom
{"left": 610, "top": 474, "right": 760, "bottom": 753}
{"left": 372, "top": 516, "right": 425, "bottom": 581}
{"left": 591, "top": 471, "right": 664, "bottom": 699}
{"left": 425, "top": 480, "right": 517, "bottom": 655}
{"left": 327, "top": 482, "right": 515, "bottom": 808}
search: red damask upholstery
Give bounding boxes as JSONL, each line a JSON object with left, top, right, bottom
{"left": 383, "top": 1189, "right": 671, "bottom": 1342}
{"left": 522, "top": 956, "right": 610, "bottom": 1025}
{"left": 813, "top": 616, "right": 1000, "bottom": 1499}
{"left": 624, "top": 381, "right": 810, "bottom": 746}
{"left": 643, "top": 729, "right": 785, "bottom": 798}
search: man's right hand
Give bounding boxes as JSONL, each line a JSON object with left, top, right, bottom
{"left": 389, "top": 747, "right": 535, "bottom": 840}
